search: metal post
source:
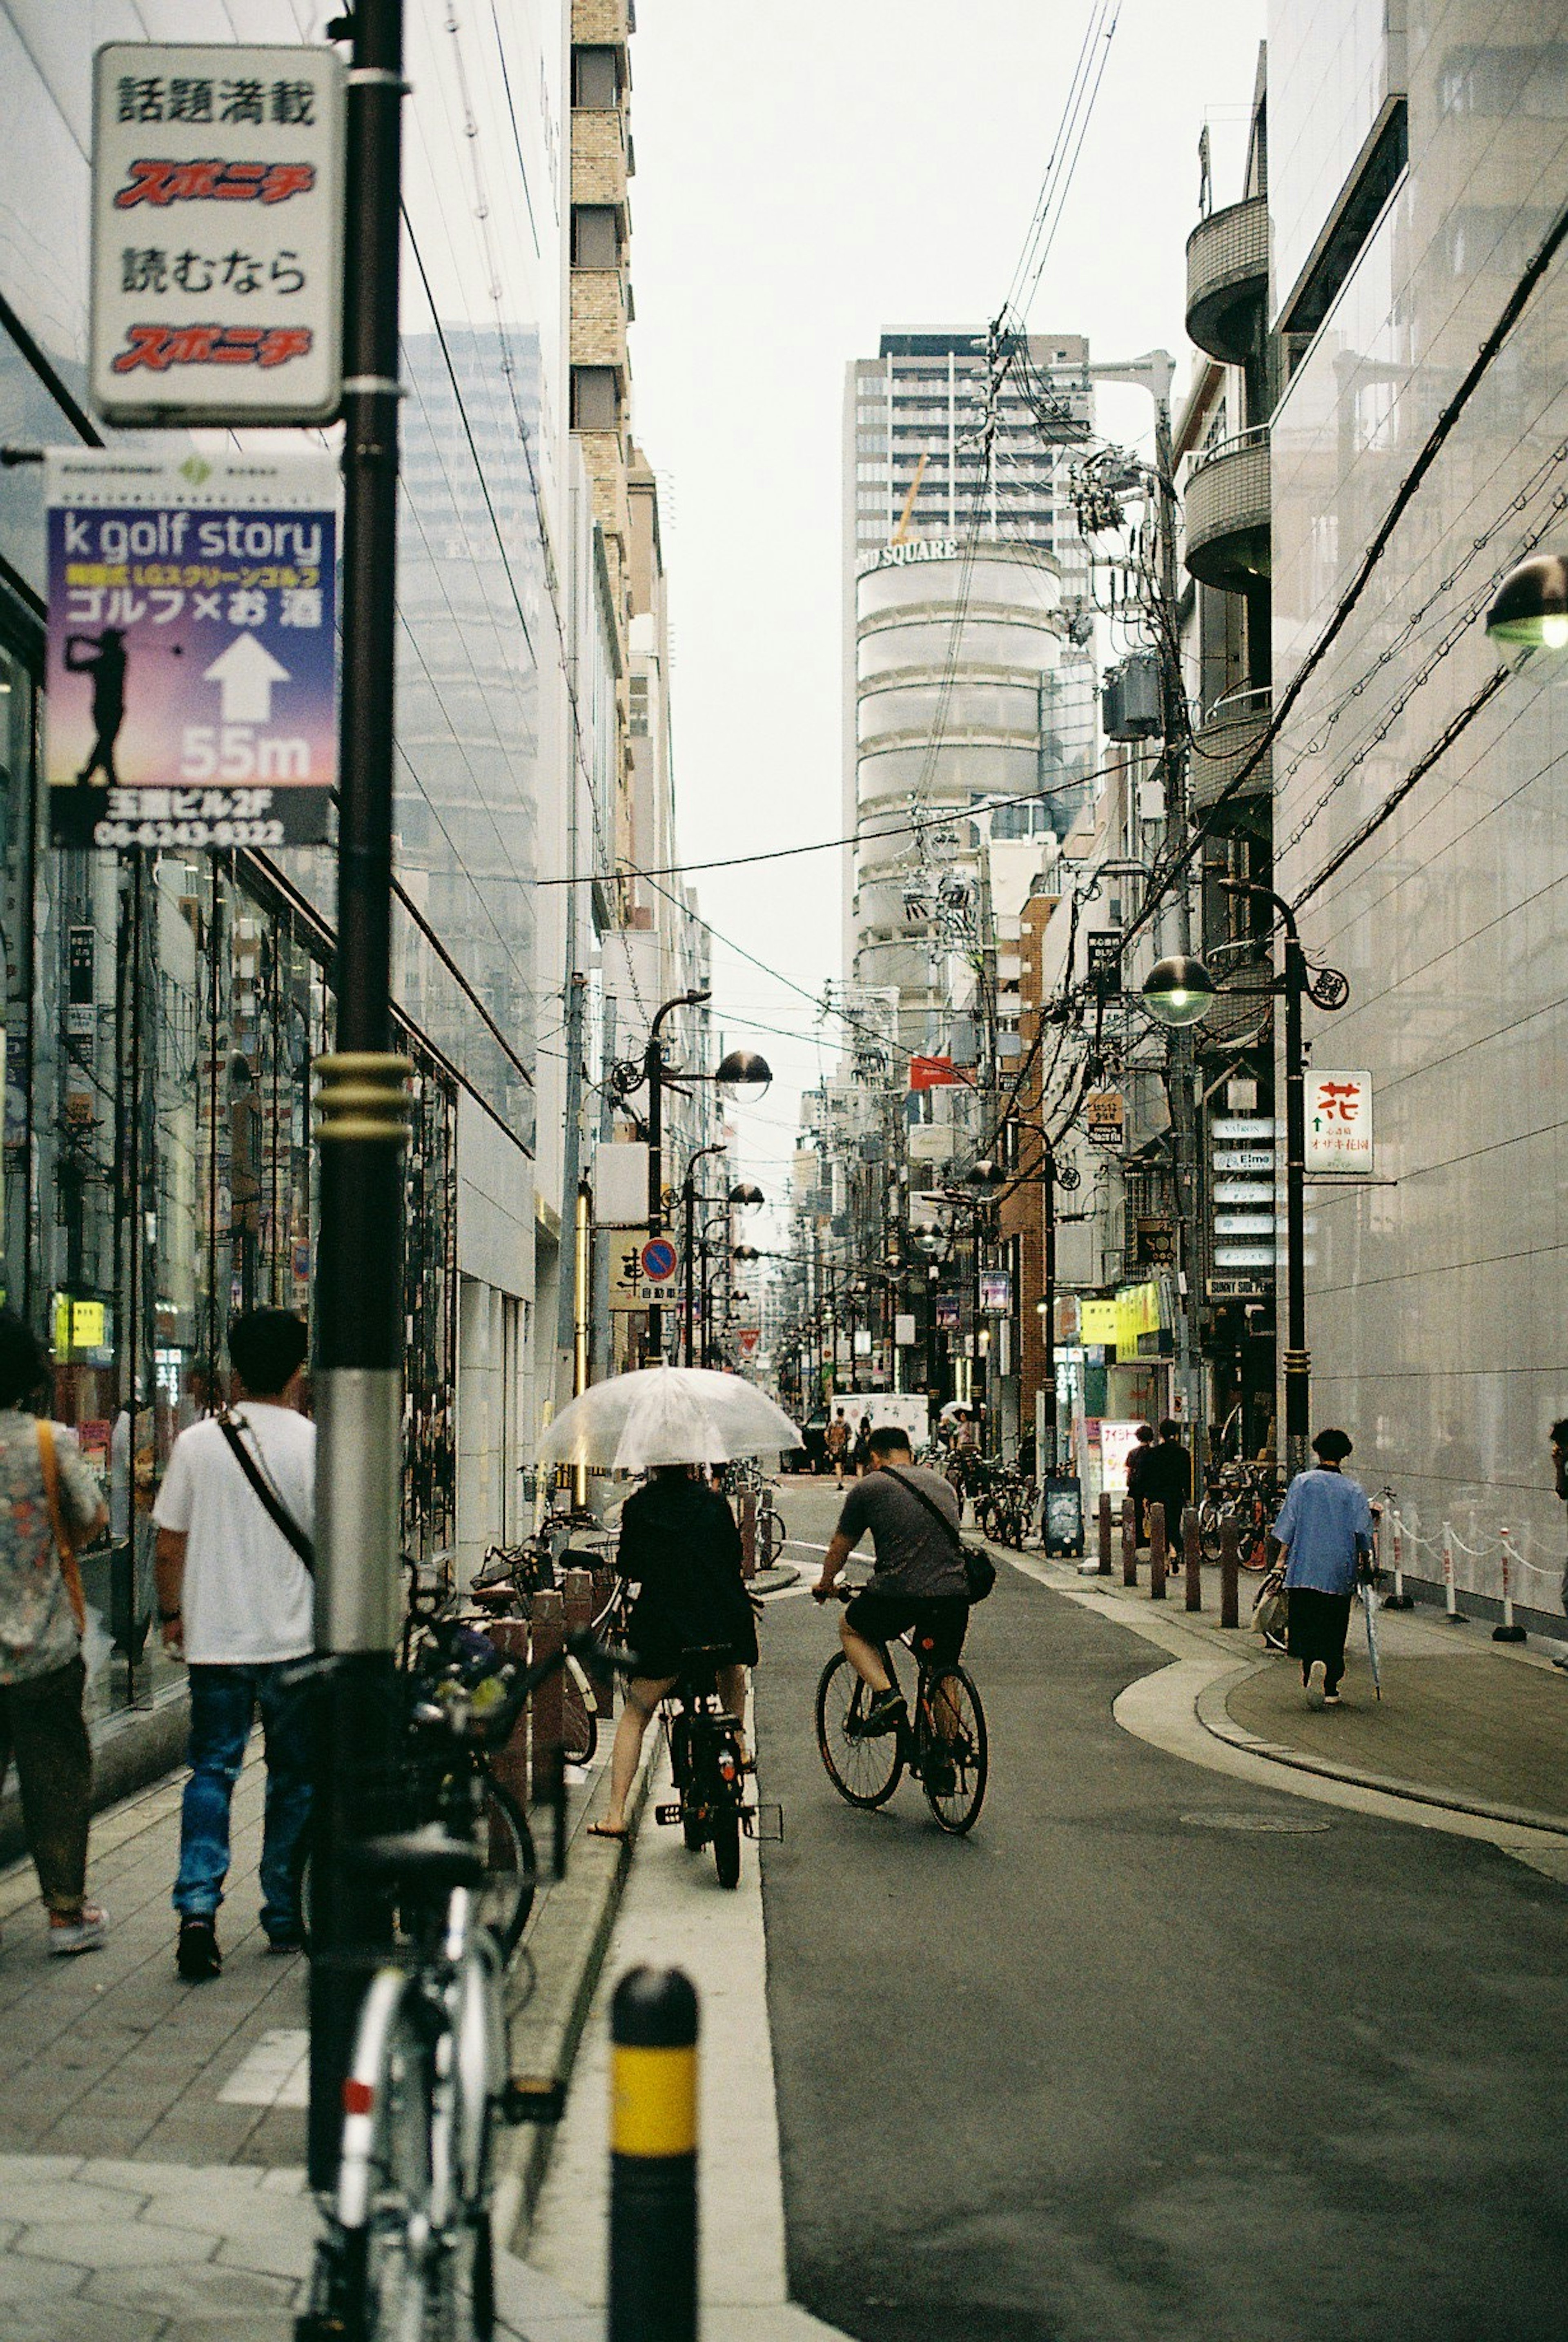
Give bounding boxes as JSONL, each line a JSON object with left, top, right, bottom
{"left": 1220, "top": 1516, "right": 1240, "bottom": 1627}
{"left": 1040, "top": 1145, "right": 1057, "bottom": 1476}
{"left": 609, "top": 1966, "right": 699, "bottom": 2342}
{"left": 1121, "top": 1495, "right": 1138, "bottom": 1587}
{"left": 645, "top": 1034, "right": 664, "bottom": 1364}
{"left": 1183, "top": 1502, "right": 1202, "bottom": 1611}
{"left": 307, "top": 0, "right": 410, "bottom": 2194}
{"left": 682, "top": 1174, "right": 696, "bottom": 1365}
{"left": 1097, "top": 1490, "right": 1113, "bottom": 1577}
{"left": 554, "top": 970, "right": 588, "bottom": 1397}
{"left": 1281, "top": 924, "right": 1310, "bottom": 1477}
{"left": 1149, "top": 1501, "right": 1167, "bottom": 1599}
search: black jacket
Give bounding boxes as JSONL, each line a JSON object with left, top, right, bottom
{"left": 1141, "top": 1440, "right": 1193, "bottom": 1522}
{"left": 616, "top": 1475, "right": 758, "bottom": 1669}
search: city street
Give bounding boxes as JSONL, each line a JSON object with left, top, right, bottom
{"left": 751, "top": 1484, "right": 1568, "bottom": 2342}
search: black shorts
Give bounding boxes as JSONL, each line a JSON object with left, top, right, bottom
{"left": 842, "top": 1591, "right": 969, "bottom": 1667}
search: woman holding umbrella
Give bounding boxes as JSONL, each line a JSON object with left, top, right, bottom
{"left": 533, "top": 1364, "right": 799, "bottom": 1843}
{"left": 588, "top": 1462, "right": 759, "bottom": 1841}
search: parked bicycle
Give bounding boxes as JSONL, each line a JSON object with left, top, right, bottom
{"left": 295, "top": 1626, "right": 603, "bottom": 2342}
{"left": 975, "top": 1471, "right": 1036, "bottom": 1550}
{"left": 467, "top": 1521, "right": 612, "bottom": 1767}
{"left": 814, "top": 1587, "right": 988, "bottom": 1834}
{"left": 1198, "top": 1460, "right": 1284, "bottom": 1571}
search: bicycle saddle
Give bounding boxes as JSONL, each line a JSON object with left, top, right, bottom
{"left": 348, "top": 1823, "right": 487, "bottom": 1891}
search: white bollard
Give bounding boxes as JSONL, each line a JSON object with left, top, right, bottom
{"left": 1441, "top": 1522, "right": 1467, "bottom": 1623}
{"left": 1493, "top": 1526, "right": 1527, "bottom": 1643}
{"left": 1386, "top": 1503, "right": 1413, "bottom": 1609}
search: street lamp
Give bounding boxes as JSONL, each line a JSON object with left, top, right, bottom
{"left": 715, "top": 1049, "right": 772, "bottom": 1105}
{"left": 1485, "top": 553, "right": 1568, "bottom": 657}
{"left": 1142, "top": 889, "right": 1348, "bottom": 1476}
{"left": 728, "top": 1181, "right": 765, "bottom": 1206}
{"left": 679, "top": 1139, "right": 728, "bottom": 1364}
{"left": 1140, "top": 954, "right": 1218, "bottom": 1027}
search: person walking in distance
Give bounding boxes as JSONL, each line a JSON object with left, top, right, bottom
{"left": 825, "top": 1407, "right": 851, "bottom": 1490}
{"left": 154, "top": 1309, "right": 315, "bottom": 1979}
{"left": 1143, "top": 1419, "right": 1193, "bottom": 1551}
{"left": 1125, "top": 1422, "right": 1156, "bottom": 1548}
{"left": 1269, "top": 1427, "right": 1374, "bottom": 1709}
{"left": 0, "top": 1313, "right": 111, "bottom": 1953}
{"left": 1550, "top": 1418, "right": 1568, "bottom": 1673}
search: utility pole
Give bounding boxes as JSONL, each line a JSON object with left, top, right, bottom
{"left": 308, "top": 0, "right": 410, "bottom": 2190}
{"left": 554, "top": 969, "right": 588, "bottom": 1395}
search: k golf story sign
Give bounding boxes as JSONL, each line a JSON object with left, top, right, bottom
{"left": 89, "top": 42, "right": 345, "bottom": 427}
{"left": 45, "top": 448, "right": 339, "bottom": 850}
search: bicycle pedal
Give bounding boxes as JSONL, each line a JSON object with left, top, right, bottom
{"left": 503, "top": 2074, "right": 566, "bottom": 2126}
{"left": 742, "top": 1802, "right": 784, "bottom": 1842}
{"left": 654, "top": 1802, "right": 684, "bottom": 1825}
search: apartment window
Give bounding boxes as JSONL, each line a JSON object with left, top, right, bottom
{"left": 570, "top": 364, "right": 619, "bottom": 431}
{"left": 628, "top": 675, "right": 650, "bottom": 738}
{"left": 855, "top": 461, "right": 883, "bottom": 481}
{"left": 572, "top": 45, "right": 620, "bottom": 107}
{"left": 571, "top": 204, "right": 620, "bottom": 268}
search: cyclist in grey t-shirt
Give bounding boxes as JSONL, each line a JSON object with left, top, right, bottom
{"left": 812, "top": 1425, "right": 969, "bottom": 1738}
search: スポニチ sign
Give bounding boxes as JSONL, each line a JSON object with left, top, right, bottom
{"left": 45, "top": 448, "right": 339, "bottom": 850}
{"left": 89, "top": 43, "right": 345, "bottom": 426}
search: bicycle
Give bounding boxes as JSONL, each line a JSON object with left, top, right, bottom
{"left": 1197, "top": 1462, "right": 1283, "bottom": 1571}
{"left": 756, "top": 1494, "right": 787, "bottom": 1567}
{"left": 468, "top": 1527, "right": 612, "bottom": 1768}
{"left": 296, "top": 1628, "right": 601, "bottom": 2342}
{"left": 813, "top": 1589, "right": 988, "bottom": 1834}
{"left": 652, "top": 1643, "right": 766, "bottom": 1889}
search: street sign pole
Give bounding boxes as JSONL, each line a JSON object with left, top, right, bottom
{"left": 307, "top": 0, "right": 411, "bottom": 2191}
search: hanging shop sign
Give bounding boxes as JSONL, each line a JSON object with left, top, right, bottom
{"left": 45, "top": 447, "right": 339, "bottom": 851}
{"left": 980, "top": 1270, "right": 1013, "bottom": 1313}
{"left": 1305, "top": 1070, "right": 1373, "bottom": 1172}
{"left": 90, "top": 43, "right": 345, "bottom": 427}
{"left": 608, "top": 1235, "right": 680, "bottom": 1310}
{"left": 1080, "top": 1299, "right": 1118, "bottom": 1345}
{"left": 1086, "top": 932, "right": 1123, "bottom": 993}
{"left": 894, "top": 1312, "right": 917, "bottom": 1348}
{"left": 1135, "top": 1215, "right": 1176, "bottom": 1267}
{"left": 1082, "top": 1090, "right": 1125, "bottom": 1148}
{"left": 935, "top": 1293, "right": 962, "bottom": 1332}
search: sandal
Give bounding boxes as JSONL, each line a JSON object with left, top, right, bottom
{"left": 586, "top": 1821, "right": 630, "bottom": 1841}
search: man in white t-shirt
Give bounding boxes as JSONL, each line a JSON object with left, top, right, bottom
{"left": 154, "top": 1309, "right": 314, "bottom": 1980}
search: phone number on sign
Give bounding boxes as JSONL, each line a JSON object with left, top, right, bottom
{"left": 93, "top": 817, "right": 285, "bottom": 849}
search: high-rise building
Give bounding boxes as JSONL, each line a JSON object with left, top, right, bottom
{"left": 840, "top": 330, "right": 1098, "bottom": 1054}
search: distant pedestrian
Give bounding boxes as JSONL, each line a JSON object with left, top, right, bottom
{"left": 154, "top": 1309, "right": 315, "bottom": 1980}
{"left": 1270, "top": 1427, "right": 1374, "bottom": 1708}
{"left": 825, "top": 1408, "right": 851, "bottom": 1489}
{"left": 0, "top": 1312, "right": 110, "bottom": 1953}
{"left": 852, "top": 1412, "right": 873, "bottom": 1475}
{"left": 1142, "top": 1418, "right": 1193, "bottom": 1548}
{"left": 1125, "top": 1422, "right": 1156, "bottom": 1546}
{"left": 1549, "top": 1417, "right": 1568, "bottom": 1673}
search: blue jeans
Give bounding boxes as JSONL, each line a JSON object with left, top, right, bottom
{"left": 174, "top": 1662, "right": 312, "bottom": 1940}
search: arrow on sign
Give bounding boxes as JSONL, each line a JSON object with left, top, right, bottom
{"left": 203, "top": 633, "right": 291, "bottom": 723}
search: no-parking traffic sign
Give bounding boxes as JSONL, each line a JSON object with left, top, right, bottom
{"left": 609, "top": 1235, "right": 682, "bottom": 1310}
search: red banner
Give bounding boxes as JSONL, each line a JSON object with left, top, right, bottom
{"left": 909, "top": 1054, "right": 970, "bottom": 1092}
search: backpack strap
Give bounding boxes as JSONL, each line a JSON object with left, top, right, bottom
{"left": 36, "top": 1419, "right": 87, "bottom": 1636}
{"left": 218, "top": 1411, "right": 314, "bottom": 1574}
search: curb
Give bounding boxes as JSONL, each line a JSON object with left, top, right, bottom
{"left": 495, "top": 1725, "right": 658, "bottom": 2248}
{"left": 752, "top": 1562, "right": 801, "bottom": 1595}
{"left": 0, "top": 1676, "right": 189, "bottom": 1873}
{"left": 1193, "top": 1666, "right": 1568, "bottom": 1839}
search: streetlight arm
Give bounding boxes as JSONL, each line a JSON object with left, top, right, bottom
{"left": 1219, "top": 875, "right": 1298, "bottom": 943}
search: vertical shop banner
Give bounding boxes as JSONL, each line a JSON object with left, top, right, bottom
{"left": 90, "top": 43, "right": 344, "bottom": 427}
{"left": 45, "top": 448, "right": 339, "bottom": 849}
{"left": 1305, "top": 1070, "right": 1373, "bottom": 1172}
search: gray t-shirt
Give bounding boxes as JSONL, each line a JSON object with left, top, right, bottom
{"left": 836, "top": 1466, "right": 968, "bottom": 1599}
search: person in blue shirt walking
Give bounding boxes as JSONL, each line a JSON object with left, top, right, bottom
{"left": 1270, "top": 1427, "right": 1374, "bottom": 1709}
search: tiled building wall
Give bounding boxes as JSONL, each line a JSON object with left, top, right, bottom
{"left": 1270, "top": 1, "right": 1568, "bottom": 1602}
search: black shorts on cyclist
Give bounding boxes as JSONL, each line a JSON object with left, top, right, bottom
{"left": 842, "top": 1588, "right": 968, "bottom": 1665}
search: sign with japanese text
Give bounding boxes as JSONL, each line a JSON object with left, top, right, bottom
{"left": 90, "top": 42, "right": 345, "bottom": 426}
{"left": 45, "top": 448, "right": 339, "bottom": 850}
{"left": 1086, "top": 931, "right": 1123, "bottom": 992}
{"left": 1305, "top": 1070, "right": 1373, "bottom": 1172}
{"left": 980, "top": 1270, "right": 1013, "bottom": 1314}
{"left": 1083, "top": 1090, "right": 1125, "bottom": 1148}
{"left": 608, "top": 1235, "right": 682, "bottom": 1310}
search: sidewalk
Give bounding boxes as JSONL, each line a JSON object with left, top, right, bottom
{"left": 1011, "top": 1543, "right": 1568, "bottom": 1857}
{"left": 0, "top": 1724, "right": 641, "bottom": 2339}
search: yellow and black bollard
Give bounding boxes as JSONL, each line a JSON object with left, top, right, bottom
{"left": 609, "top": 1964, "right": 699, "bottom": 2342}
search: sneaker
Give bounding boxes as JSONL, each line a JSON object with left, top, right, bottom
{"left": 1323, "top": 1691, "right": 1342, "bottom": 1707}
{"left": 1552, "top": 1656, "right": 1568, "bottom": 1674}
{"left": 48, "top": 1902, "right": 107, "bottom": 1956}
{"left": 176, "top": 1916, "right": 222, "bottom": 1982}
{"left": 1305, "top": 1661, "right": 1327, "bottom": 1711}
{"left": 849, "top": 1689, "right": 906, "bottom": 1739}
{"left": 264, "top": 1930, "right": 305, "bottom": 1956}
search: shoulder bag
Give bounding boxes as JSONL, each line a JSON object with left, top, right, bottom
{"left": 218, "top": 1411, "right": 315, "bottom": 1574}
{"left": 884, "top": 1466, "right": 997, "bottom": 1603}
{"left": 35, "top": 1419, "right": 87, "bottom": 1635}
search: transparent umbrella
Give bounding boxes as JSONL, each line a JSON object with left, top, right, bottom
{"left": 536, "top": 1366, "right": 802, "bottom": 1475}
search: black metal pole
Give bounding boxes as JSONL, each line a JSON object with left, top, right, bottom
{"left": 1041, "top": 1145, "right": 1057, "bottom": 1477}
{"left": 682, "top": 1174, "right": 696, "bottom": 1365}
{"left": 307, "top": 0, "right": 412, "bottom": 2192}
{"left": 1282, "top": 924, "right": 1310, "bottom": 1477}
{"left": 645, "top": 1036, "right": 663, "bottom": 1364}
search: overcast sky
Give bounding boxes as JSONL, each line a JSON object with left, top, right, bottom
{"left": 628, "top": 0, "right": 1265, "bottom": 1211}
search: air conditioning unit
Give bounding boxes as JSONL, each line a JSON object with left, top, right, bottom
{"left": 1118, "top": 651, "right": 1163, "bottom": 739}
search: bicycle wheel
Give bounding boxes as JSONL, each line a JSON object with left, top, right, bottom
{"left": 1198, "top": 1503, "right": 1224, "bottom": 1562}
{"left": 815, "top": 1653, "right": 903, "bottom": 1809}
{"left": 476, "top": 1776, "right": 536, "bottom": 1959}
{"left": 917, "top": 1667, "right": 988, "bottom": 1835}
{"left": 711, "top": 1800, "right": 742, "bottom": 1889}
{"left": 759, "top": 1506, "right": 786, "bottom": 1565}
{"left": 337, "top": 1978, "right": 433, "bottom": 2342}
{"left": 561, "top": 1660, "right": 599, "bottom": 1767}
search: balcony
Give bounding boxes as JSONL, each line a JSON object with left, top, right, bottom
{"left": 1185, "top": 426, "right": 1270, "bottom": 593}
{"left": 1191, "top": 684, "right": 1271, "bottom": 814}
{"left": 1185, "top": 195, "right": 1270, "bottom": 366}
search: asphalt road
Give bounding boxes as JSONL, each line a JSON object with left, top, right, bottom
{"left": 755, "top": 1479, "right": 1568, "bottom": 2342}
